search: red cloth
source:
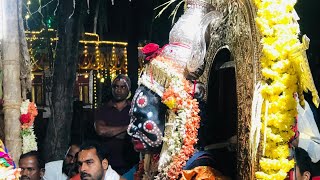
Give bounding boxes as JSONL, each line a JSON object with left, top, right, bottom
{"left": 288, "top": 169, "right": 294, "bottom": 180}
{"left": 70, "top": 174, "right": 80, "bottom": 180}
{"left": 313, "top": 176, "right": 320, "bottom": 180}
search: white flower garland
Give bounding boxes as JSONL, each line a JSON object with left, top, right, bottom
{"left": 158, "top": 78, "right": 187, "bottom": 172}
{"left": 20, "top": 100, "right": 38, "bottom": 154}
{"left": 20, "top": 99, "right": 30, "bottom": 115}
{"left": 21, "top": 126, "right": 38, "bottom": 154}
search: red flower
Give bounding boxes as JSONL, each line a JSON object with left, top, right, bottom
{"left": 141, "top": 43, "right": 159, "bottom": 56}
{"left": 141, "top": 43, "right": 161, "bottom": 61}
{"left": 20, "top": 113, "right": 31, "bottom": 124}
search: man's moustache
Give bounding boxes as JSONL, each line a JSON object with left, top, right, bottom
{"left": 20, "top": 175, "right": 31, "bottom": 180}
{"left": 80, "top": 172, "right": 91, "bottom": 178}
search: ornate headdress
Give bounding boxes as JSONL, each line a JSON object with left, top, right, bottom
{"left": 138, "top": 1, "right": 223, "bottom": 179}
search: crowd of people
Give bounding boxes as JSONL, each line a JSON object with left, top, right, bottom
{"left": 18, "top": 142, "right": 126, "bottom": 180}
{"left": 39, "top": 74, "right": 137, "bottom": 180}
{"left": 0, "top": 74, "right": 137, "bottom": 180}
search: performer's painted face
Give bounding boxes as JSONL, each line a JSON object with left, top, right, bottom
{"left": 128, "top": 86, "right": 167, "bottom": 153}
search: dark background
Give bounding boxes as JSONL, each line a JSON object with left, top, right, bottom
{"left": 296, "top": 0, "right": 320, "bottom": 89}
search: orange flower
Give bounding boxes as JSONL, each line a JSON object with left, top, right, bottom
{"left": 21, "top": 124, "right": 29, "bottom": 129}
{"left": 166, "top": 96, "right": 201, "bottom": 179}
{"left": 159, "top": 76, "right": 201, "bottom": 179}
{"left": 28, "top": 102, "right": 38, "bottom": 117}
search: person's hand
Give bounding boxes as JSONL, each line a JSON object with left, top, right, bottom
{"left": 290, "top": 131, "right": 299, "bottom": 147}
{"left": 291, "top": 137, "right": 299, "bottom": 147}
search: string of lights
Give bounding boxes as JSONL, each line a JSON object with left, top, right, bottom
{"left": 26, "top": 29, "right": 128, "bottom": 73}
{"left": 93, "top": 72, "right": 97, "bottom": 108}
{"left": 26, "top": 29, "right": 129, "bottom": 108}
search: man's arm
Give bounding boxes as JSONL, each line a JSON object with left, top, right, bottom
{"left": 94, "top": 120, "right": 128, "bottom": 138}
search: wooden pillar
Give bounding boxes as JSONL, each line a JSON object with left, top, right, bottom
{"left": 1, "top": 0, "right": 22, "bottom": 164}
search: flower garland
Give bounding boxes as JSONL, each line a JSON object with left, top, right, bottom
{"left": 134, "top": 159, "right": 144, "bottom": 180}
{"left": 252, "top": 0, "right": 318, "bottom": 179}
{"left": 20, "top": 99, "right": 38, "bottom": 154}
{"left": 139, "top": 44, "right": 201, "bottom": 179}
{"left": 157, "top": 76, "right": 200, "bottom": 180}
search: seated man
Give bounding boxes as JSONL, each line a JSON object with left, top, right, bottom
{"left": 292, "top": 99, "right": 320, "bottom": 163}
{"left": 290, "top": 96, "right": 320, "bottom": 180}
{"left": 43, "top": 143, "right": 80, "bottom": 180}
{"left": 19, "top": 151, "right": 45, "bottom": 180}
{"left": 295, "top": 147, "right": 312, "bottom": 180}
{"left": 77, "top": 142, "right": 125, "bottom": 180}
{"left": 294, "top": 147, "right": 320, "bottom": 180}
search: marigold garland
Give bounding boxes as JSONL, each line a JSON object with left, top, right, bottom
{"left": 253, "top": 0, "right": 319, "bottom": 179}
{"left": 160, "top": 77, "right": 200, "bottom": 180}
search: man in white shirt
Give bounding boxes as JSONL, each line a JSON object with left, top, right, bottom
{"left": 44, "top": 144, "right": 80, "bottom": 180}
{"left": 77, "top": 142, "right": 124, "bottom": 180}
{"left": 294, "top": 100, "right": 320, "bottom": 163}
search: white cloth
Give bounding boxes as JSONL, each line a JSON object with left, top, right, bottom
{"left": 43, "top": 160, "right": 68, "bottom": 180}
{"left": 104, "top": 165, "right": 120, "bottom": 180}
{"left": 297, "top": 100, "right": 320, "bottom": 163}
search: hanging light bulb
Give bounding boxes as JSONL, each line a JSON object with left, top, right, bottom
{"left": 100, "top": 77, "right": 105, "bottom": 83}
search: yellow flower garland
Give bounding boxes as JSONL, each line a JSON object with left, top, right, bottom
{"left": 253, "top": 0, "right": 311, "bottom": 179}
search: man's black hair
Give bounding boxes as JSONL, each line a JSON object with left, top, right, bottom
{"left": 295, "top": 147, "right": 312, "bottom": 175}
{"left": 19, "top": 151, "right": 45, "bottom": 169}
{"left": 311, "top": 161, "right": 320, "bottom": 177}
{"left": 79, "top": 141, "right": 109, "bottom": 162}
